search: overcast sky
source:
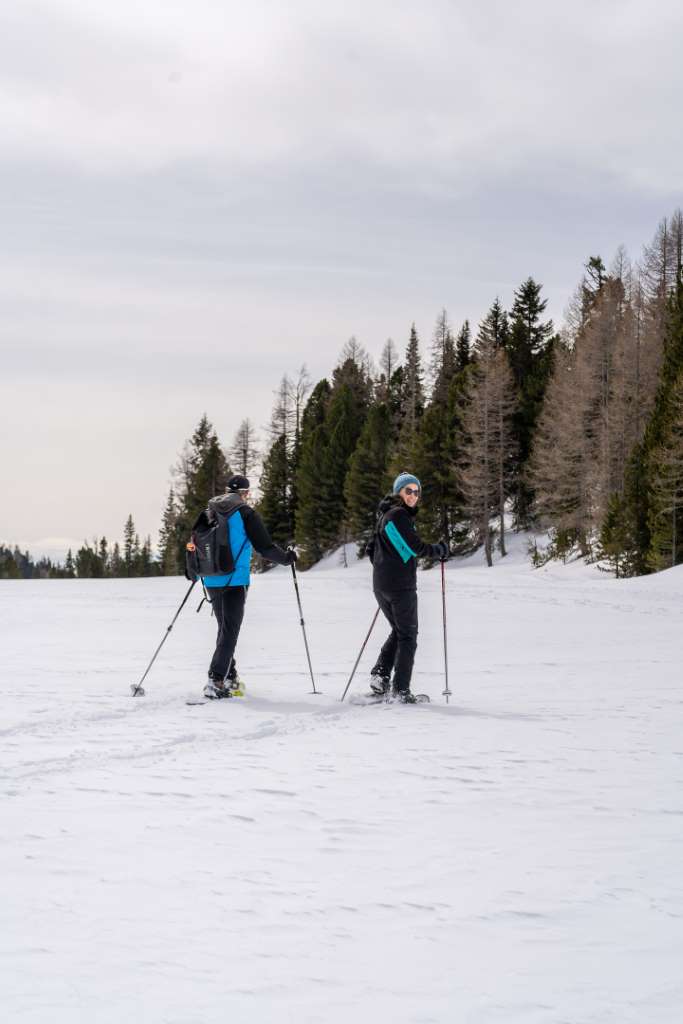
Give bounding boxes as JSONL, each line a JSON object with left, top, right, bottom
{"left": 1, "top": 0, "right": 682, "bottom": 559}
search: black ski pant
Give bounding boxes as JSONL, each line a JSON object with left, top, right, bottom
{"left": 372, "top": 587, "right": 418, "bottom": 693}
{"left": 208, "top": 585, "right": 247, "bottom": 681}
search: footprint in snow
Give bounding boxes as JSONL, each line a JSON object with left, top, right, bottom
{"left": 251, "top": 787, "right": 297, "bottom": 797}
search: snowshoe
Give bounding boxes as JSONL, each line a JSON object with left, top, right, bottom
{"left": 227, "top": 676, "right": 246, "bottom": 698}
{"left": 396, "top": 690, "right": 430, "bottom": 704}
{"left": 349, "top": 693, "right": 387, "bottom": 706}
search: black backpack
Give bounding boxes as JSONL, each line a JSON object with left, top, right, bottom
{"left": 364, "top": 498, "right": 395, "bottom": 564}
{"left": 185, "top": 497, "right": 239, "bottom": 581}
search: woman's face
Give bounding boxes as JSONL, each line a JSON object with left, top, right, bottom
{"left": 399, "top": 484, "right": 420, "bottom": 508}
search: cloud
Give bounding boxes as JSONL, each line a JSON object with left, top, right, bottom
{"left": 0, "top": 1, "right": 681, "bottom": 190}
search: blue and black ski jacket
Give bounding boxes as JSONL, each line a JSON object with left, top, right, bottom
{"left": 370, "top": 494, "right": 443, "bottom": 592}
{"left": 202, "top": 493, "right": 290, "bottom": 589}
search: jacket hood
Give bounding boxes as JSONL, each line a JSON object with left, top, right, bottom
{"left": 208, "top": 493, "right": 245, "bottom": 516}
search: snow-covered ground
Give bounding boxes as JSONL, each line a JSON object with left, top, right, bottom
{"left": 2, "top": 538, "right": 683, "bottom": 1023}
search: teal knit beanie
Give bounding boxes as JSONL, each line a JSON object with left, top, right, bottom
{"left": 393, "top": 473, "right": 421, "bottom": 494}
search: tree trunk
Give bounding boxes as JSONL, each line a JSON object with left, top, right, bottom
{"left": 483, "top": 513, "right": 493, "bottom": 567}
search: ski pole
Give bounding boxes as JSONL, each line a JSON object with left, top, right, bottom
{"left": 340, "top": 606, "right": 380, "bottom": 702}
{"left": 131, "top": 580, "right": 197, "bottom": 697}
{"left": 196, "top": 579, "right": 210, "bottom": 614}
{"left": 290, "top": 562, "right": 319, "bottom": 694}
{"left": 441, "top": 558, "right": 451, "bottom": 703}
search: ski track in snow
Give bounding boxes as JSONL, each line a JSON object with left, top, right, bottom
{"left": 2, "top": 537, "right": 683, "bottom": 1023}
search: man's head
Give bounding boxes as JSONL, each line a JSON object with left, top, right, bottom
{"left": 393, "top": 472, "right": 421, "bottom": 508}
{"left": 227, "top": 474, "right": 250, "bottom": 497}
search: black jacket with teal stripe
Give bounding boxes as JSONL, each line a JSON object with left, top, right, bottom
{"left": 370, "top": 495, "right": 442, "bottom": 592}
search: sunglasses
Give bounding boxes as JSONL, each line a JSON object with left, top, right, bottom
{"left": 404, "top": 487, "right": 420, "bottom": 497}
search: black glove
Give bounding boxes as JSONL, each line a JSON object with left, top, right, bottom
{"left": 433, "top": 541, "right": 449, "bottom": 560}
{"left": 285, "top": 547, "right": 298, "bottom": 565}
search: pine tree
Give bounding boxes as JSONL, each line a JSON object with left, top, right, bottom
{"left": 455, "top": 321, "right": 472, "bottom": 372}
{"left": 258, "top": 434, "right": 293, "bottom": 549}
{"left": 98, "top": 537, "right": 109, "bottom": 577}
{"left": 123, "top": 515, "right": 136, "bottom": 577}
{"left": 293, "top": 347, "right": 370, "bottom": 565}
{"left": 173, "top": 415, "right": 230, "bottom": 567}
{"left": 110, "top": 542, "right": 123, "bottom": 578}
{"left": 392, "top": 324, "right": 425, "bottom": 472}
{"left": 531, "top": 265, "right": 657, "bottom": 563}
{"left": 269, "top": 376, "right": 294, "bottom": 443}
{"left": 132, "top": 531, "right": 142, "bottom": 576}
{"left": 339, "top": 336, "right": 374, "bottom": 382}
{"left": 191, "top": 434, "right": 229, "bottom": 509}
{"left": 648, "top": 373, "right": 683, "bottom": 570}
{"left": 408, "top": 311, "right": 462, "bottom": 543}
{"left": 529, "top": 342, "right": 594, "bottom": 556}
{"left": 564, "top": 255, "right": 606, "bottom": 341}
{"left": 292, "top": 366, "right": 312, "bottom": 448}
{"left": 0, "top": 547, "right": 21, "bottom": 578}
{"left": 75, "top": 540, "right": 103, "bottom": 578}
{"left": 344, "top": 403, "right": 393, "bottom": 553}
{"left": 597, "top": 492, "right": 637, "bottom": 578}
{"left": 413, "top": 386, "right": 463, "bottom": 546}
{"left": 622, "top": 215, "right": 683, "bottom": 570}
{"left": 476, "top": 299, "right": 509, "bottom": 352}
{"left": 295, "top": 380, "right": 332, "bottom": 565}
{"left": 139, "top": 536, "right": 154, "bottom": 576}
{"left": 183, "top": 415, "right": 230, "bottom": 512}
{"left": 588, "top": 275, "right": 653, "bottom": 524}
{"left": 378, "top": 338, "right": 399, "bottom": 400}
{"left": 532, "top": 225, "right": 678, "bottom": 568}
{"left": 289, "top": 366, "right": 312, "bottom": 518}
{"left": 158, "top": 488, "right": 180, "bottom": 576}
{"left": 319, "top": 382, "right": 366, "bottom": 548}
{"left": 642, "top": 213, "right": 683, "bottom": 341}
{"left": 507, "top": 278, "right": 553, "bottom": 386}
{"left": 230, "top": 419, "right": 259, "bottom": 478}
{"left": 64, "top": 549, "right": 76, "bottom": 579}
{"left": 332, "top": 347, "right": 374, "bottom": 407}
{"left": 10, "top": 546, "right": 31, "bottom": 579}
{"left": 458, "top": 339, "right": 517, "bottom": 564}
{"left": 506, "top": 277, "right": 555, "bottom": 525}
{"left": 257, "top": 369, "right": 312, "bottom": 559}
{"left": 429, "top": 309, "right": 457, "bottom": 402}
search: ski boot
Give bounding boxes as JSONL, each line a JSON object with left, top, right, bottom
{"left": 369, "top": 668, "right": 391, "bottom": 697}
{"left": 203, "top": 678, "right": 233, "bottom": 700}
{"left": 396, "top": 689, "right": 417, "bottom": 704}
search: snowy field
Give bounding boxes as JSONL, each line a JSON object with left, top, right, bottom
{"left": 2, "top": 538, "right": 683, "bottom": 1023}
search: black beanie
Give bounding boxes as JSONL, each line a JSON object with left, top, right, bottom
{"left": 227, "top": 474, "right": 250, "bottom": 492}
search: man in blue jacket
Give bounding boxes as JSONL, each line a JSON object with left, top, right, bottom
{"left": 202, "top": 475, "right": 295, "bottom": 699}
{"left": 369, "top": 472, "right": 448, "bottom": 702}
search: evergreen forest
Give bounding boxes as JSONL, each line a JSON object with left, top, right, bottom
{"left": 4, "top": 209, "right": 682, "bottom": 581}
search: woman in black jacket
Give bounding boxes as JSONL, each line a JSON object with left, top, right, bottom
{"left": 368, "top": 472, "right": 448, "bottom": 702}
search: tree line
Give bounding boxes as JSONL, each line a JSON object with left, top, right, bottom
{"left": 6, "top": 207, "right": 681, "bottom": 580}
{"left": 532, "top": 212, "right": 683, "bottom": 575}
{"left": 0, "top": 545, "right": 61, "bottom": 580}
{"left": 0, "top": 517, "right": 157, "bottom": 579}
{"left": 247, "top": 207, "right": 682, "bottom": 576}
{"left": 156, "top": 277, "right": 555, "bottom": 571}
